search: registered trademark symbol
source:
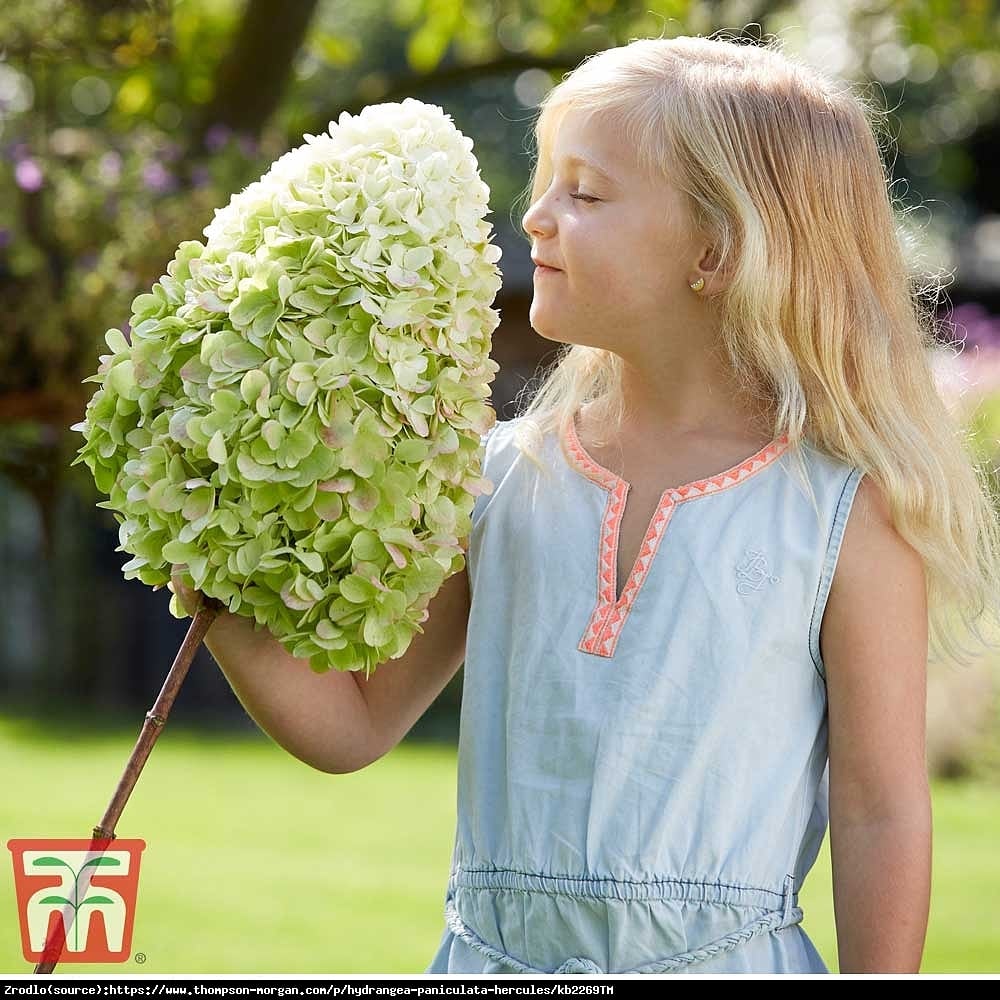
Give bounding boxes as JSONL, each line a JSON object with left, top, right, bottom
{"left": 134, "top": 952, "right": 147, "bottom": 964}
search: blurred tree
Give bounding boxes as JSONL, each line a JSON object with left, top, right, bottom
{"left": 189, "top": 0, "right": 321, "bottom": 148}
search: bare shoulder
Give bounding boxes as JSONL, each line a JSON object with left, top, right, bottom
{"left": 821, "top": 474, "right": 930, "bottom": 819}
{"left": 826, "top": 474, "right": 927, "bottom": 610}
{"left": 823, "top": 473, "right": 927, "bottom": 655}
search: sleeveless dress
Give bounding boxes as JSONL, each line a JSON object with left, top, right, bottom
{"left": 425, "top": 412, "right": 866, "bottom": 975}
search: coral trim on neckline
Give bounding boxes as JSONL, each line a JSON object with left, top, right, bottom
{"left": 562, "top": 413, "right": 791, "bottom": 658}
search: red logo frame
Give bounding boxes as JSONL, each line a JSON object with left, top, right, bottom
{"left": 8, "top": 838, "right": 146, "bottom": 964}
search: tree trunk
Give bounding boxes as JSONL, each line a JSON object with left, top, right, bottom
{"left": 190, "top": 0, "right": 321, "bottom": 149}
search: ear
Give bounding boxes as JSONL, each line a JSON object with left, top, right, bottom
{"left": 694, "top": 242, "right": 735, "bottom": 296}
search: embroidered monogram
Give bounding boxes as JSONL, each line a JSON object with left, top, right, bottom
{"left": 735, "top": 547, "right": 781, "bottom": 595}
{"left": 563, "top": 414, "right": 791, "bottom": 658}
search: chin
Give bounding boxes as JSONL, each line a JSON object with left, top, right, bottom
{"left": 533, "top": 327, "right": 600, "bottom": 351}
{"left": 529, "top": 305, "right": 606, "bottom": 350}
{"left": 529, "top": 316, "right": 570, "bottom": 346}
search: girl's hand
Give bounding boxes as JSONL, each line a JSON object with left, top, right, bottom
{"left": 168, "top": 565, "right": 204, "bottom": 617}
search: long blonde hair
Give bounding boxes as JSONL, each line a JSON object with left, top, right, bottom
{"left": 509, "top": 33, "right": 1000, "bottom": 668}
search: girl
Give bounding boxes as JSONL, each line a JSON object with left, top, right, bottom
{"left": 172, "top": 34, "right": 1000, "bottom": 975}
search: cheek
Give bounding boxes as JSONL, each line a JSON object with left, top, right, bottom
{"left": 622, "top": 239, "right": 682, "bottom": 301}
{"left": 595, "top": 257, "right": 663, "bottom": 309}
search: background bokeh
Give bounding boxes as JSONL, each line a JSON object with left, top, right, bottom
{"left": 2, "top": 0, "right": 999, "bottom": 974}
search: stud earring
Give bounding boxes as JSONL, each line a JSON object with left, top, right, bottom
{"left": 689, "top": 277, "right": 705, "bottom": 292}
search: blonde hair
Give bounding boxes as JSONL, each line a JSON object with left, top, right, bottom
{"left": 509, "top": 32, "right": 1000, "bottom": 668}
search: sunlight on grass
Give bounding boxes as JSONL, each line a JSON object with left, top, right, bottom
{"left": 2, "top": 712, "right": 998, "bottom": 974}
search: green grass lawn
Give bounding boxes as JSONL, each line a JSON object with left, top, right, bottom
{"left": 2, "top": 708, "right": 998, "bottom": 975}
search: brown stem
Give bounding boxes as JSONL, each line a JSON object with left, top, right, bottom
{"left": 33, "top": 599, "right": 223, "bottom": 974}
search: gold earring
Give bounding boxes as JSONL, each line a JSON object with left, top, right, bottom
{"left": 689, "top": 277, "right": 705, "bottom": 292}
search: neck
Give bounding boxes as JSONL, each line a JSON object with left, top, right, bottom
{"left": 616, "top": 356, "right": 774, "bottom": 441}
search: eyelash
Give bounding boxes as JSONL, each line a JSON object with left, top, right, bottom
{"left": 570, "top": 192, "right": 599, "bottom": 204}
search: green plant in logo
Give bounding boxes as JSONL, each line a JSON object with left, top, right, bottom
{"left": 33, "top": 854, "right": 120, "bottom": 952}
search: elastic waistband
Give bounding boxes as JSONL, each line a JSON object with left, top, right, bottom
{"left": 449, "top": 865, "right": 797, "bottom": 911}
{"left": 444, "top": 871, "right": 804, "bottom": 975}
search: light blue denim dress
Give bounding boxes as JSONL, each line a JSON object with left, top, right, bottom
{"left": 426, "top": 412, "right": 866, "bottom": 975}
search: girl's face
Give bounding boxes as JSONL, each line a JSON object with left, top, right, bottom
{"left": 521, "top": 107, "right": 704, "bottom": 353}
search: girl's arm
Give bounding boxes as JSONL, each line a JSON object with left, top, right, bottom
{"left": 170, "top": 563, "right": 470, "bottom": 774}
{"left": 820, "top": 477, "right": 932, "bottom": 974}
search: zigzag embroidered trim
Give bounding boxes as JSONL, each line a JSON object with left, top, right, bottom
{"left": 564, "top": 414, "right": 791, "bottom": 658}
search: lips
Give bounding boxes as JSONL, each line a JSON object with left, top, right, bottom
{"left": 531, "top": 255, "right": 562, "bottom": 271}
{"left": 533, "top": 264, "right": 561, "bottom": 278}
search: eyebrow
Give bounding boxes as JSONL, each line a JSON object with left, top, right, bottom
{"left": 556, "top": 153, "right": 620, "bottom": 185}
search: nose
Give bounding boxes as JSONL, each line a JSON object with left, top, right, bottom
{"left": 521, "top": 191, "right": 553, "bottom": 239}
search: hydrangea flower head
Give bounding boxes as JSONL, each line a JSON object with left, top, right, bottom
{"left": 73, "top": 99, "right": 501, "bottom": 675}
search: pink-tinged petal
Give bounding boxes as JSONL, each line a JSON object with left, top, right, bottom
{"left": 197, "top": 291, "right": 227, "bottom": 312}
{"left": 367, "top": 574, "right": 390, "bottom": 592}
{"left": 318, "top": 475, "right": 355, "bottom": 493}
{"left": 410, "top": 410, "right": 428, "bottom": 437}
{"left": 179, "top": 359, "right": 201, "bottom": 381}
{"left": 320, "top": 423, "right": 352, "bottom": 448}
{"left": 464, "top": 475, "right": 495, "bottom": 497}
{"left": 385, "top": 543, "right": 407, "bottom": 569}
{"left": 314, "top": 492, "right": 343, "bottom": 521}
{"left": 348, "top": 484, "right": 379, "bottom": 511}
{"left": 280, "top": 582, "right": 315, "bottom": 611}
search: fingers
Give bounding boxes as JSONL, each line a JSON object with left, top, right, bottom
{"left": 168, "top": 564, "right": 202, "bottom": 616}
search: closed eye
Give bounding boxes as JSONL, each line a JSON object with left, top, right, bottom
{"left": 570, "top": 192, "right": 599, "bottom": 204}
